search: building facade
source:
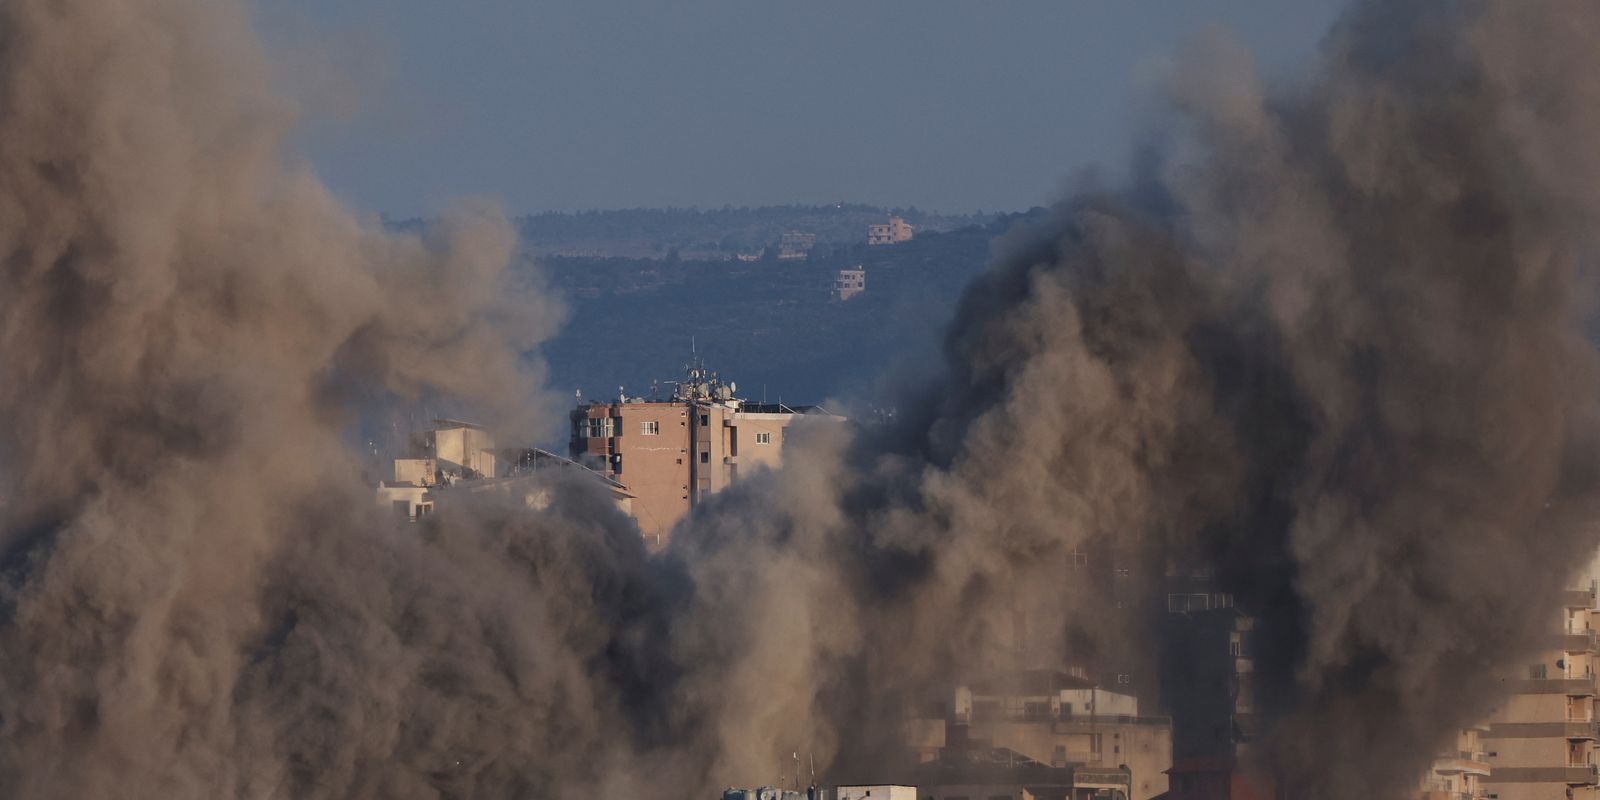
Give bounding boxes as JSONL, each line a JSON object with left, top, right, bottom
{"left": 911, "top": 671, "right": 1171, "bottom": 800}
{"left": 376, "top": 420, "right": 632, "bottom": 521}
{"left": 1484, "top": 559, "right": 1600, "bottom": 800}
{"left": 570, "top": 365, "right": 842, "bottom": 547}
{"left": 1417, "top": 726, "right": 1491, "bottom": 800}
{"left": 868, "top": 216, "right": 913, "bottom": 246}
{"left": 833, "top": 267, "right": 866, "bottom": 301}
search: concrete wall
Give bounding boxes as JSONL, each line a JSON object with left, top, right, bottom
{"left": 393, "top": 458, "right": 435, "bottom": 486}
{"left": 375, "top": 484, "right": 431, "bottom": 521}
{"left": 433, "top": 426, "right": 496, "bottom": 479}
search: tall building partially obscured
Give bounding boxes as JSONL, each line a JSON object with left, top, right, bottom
{"left": 570, "top": 361, "right": 843, "bottom": 548}
{"left": 1160, "top": 567, "right": 1255, "bottom": 767}
{"left": 1483, "top": 556, "right": 1600, "bottom": 800}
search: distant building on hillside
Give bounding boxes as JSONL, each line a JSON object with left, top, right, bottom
{"left": 833, "top": 267, "right": 866, "bottom": 301}
{"left": 570, "top": 360, "right": 844, "bottom": 548}
{"left": 779, "top": 231, "right": 817, "bottom": 260}
{"left": 868, "top": 216, "right": 913, "bottom": 246}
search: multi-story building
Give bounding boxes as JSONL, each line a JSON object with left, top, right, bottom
{"left": 910, "top": 670, "right": 1171, "bottom": 800}
{"left": 1484, "top": 559, "right": 1600, "bottom": 800}
{"left": 1417, "top": 726, "right": 1491, "bottom": 800}
{"left": 1156, "top": 563, "right": 1275, "bottom": 800}
{"left": 868, "top": 216, "right": 913, "bottom": 246}
{"left": 570, "top": 363, "right": 843, "bottom": 548}
{"left": 1160, "top": 567, "right": 1255, "bottom": 767}
{"left": 779, "top": 231, "right": 817, "bottom": 260}
{"left": 833, "top": 268, "right": 866, "bottom": 301}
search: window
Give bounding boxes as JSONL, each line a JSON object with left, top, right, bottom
{"left": 756, "top": 432, "right": 772, "bottom": 444}
{"left": 1116, "top": 673, "right": 1131, "bottom": 685}
{"left": 700, "top": 452, "right": 710, "bottom": 464}
{"left": 1531, "top": 663, "right": 1549, "bottom": 679}
{"left": 1067, "top": 549, "right": 1087, "bottom": 568}
{"left": 641, "top": 421, "right": 660, "bottom": 435}
{"left": 700, "top": 414, "right": 709, "bottom": 426}
{"left": 585, "top": 417, "right": 615, "bottom": 438}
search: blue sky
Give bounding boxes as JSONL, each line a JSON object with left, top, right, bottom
{"left": 260, "top": 1, "right": 1348, "bottom": 217}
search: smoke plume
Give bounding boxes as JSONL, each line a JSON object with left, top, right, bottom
{"left": 0, "top": 1, "right": 1598, "bottom": 799}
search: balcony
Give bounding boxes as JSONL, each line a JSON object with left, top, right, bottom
{"left": 1570, "top": 721, "right": 1600, "bottom": 740}
{"left": 1507, "top": 678, "right": 1599, "bottom": 695}
{"left": 1566, "top": 588, "right": 1597, "bottom": 609}
{"left": 1486, "top": 764, "right": 1600, "bottom": 784}
{"left": 1570, "top": 763, "right": 1600, "bottom": 785}
{"left": 1566, "top": 631, "right": 1600, "bottom": 652}
{"left": 1434, "top": 752, "right": 1491, "bottom": 777}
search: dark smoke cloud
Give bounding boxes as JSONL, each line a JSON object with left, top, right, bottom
{"left": 0, "top": 1, "right": 1597, "bottom": 799}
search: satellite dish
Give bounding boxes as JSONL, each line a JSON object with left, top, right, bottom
{"left": 729, "top": 382, "right": 737, "bottom": 394}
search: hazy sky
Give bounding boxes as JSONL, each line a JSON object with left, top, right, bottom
{"left": 263, "top": 1, "right": 1348, "bottom": 217}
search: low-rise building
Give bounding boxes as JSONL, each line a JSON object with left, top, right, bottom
{"left": 918, "top": 670, "right": 1170, "bottom": 800}
{"left": 833, "top": 267, "right": 866, "bottom": 301}
{"left": 868, "top": 216, "right": 913, "bottom": 245}
{"left": 836, "top": 786, "right": 915, "bottom": 800}
{"left": 915, "top": 752, "right": 1134, "bottom": 800}
{"left": 376, "top": 420, "right": 631, "bottom": 521}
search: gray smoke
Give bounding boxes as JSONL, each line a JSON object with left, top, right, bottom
{"left": 0, "top": 1, "right": 1598, "bottom": 799}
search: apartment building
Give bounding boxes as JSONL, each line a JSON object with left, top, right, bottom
{"left": 868, "top": 216, "right": 913, "bottom": 245}
{"left": 1484, "top": 561, "right": 1600, "bottom": 800}
{"left": 1418, "top": 726, "right": 1491, "bottom": 800}
{"left": 1161, "top": 565, "right": 1256, "bottom": 766}
{"left": 833, "top": 267, "right": 866, "bottom": 301}
{"left": 570, "top": 363, "right": 842, "bottom": 547}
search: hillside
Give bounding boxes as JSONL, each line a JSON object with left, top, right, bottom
{"left": 513, "top": 204, "right": 997, "bottom": 259}
{"left": 534, "top": 212, "right": 1040, "bottom": 407}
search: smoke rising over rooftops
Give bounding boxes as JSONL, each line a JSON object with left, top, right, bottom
{"left": 0, "top": 1, "right": 1597, "bottom": 799}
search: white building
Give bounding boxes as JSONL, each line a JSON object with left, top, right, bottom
{"left": 836, "top": 786, "right": 916, "bottom": 800}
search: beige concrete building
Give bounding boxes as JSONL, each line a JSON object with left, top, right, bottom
{"left": 1484, "top": 556, "right": 1600, "bottom": 800}
{"left": 377, "top": 420, "right": 631, "bottom": 522}
{"left": 868, "top": 216, "right": 913, "bottom": 246}
{"left": 1417, "top": 725, "right": 1491, "bottom": 800}
{"left": 833, "top": 267, "right": 866, "bottom": 301}
{"left": 570, "top": 365, "right": 842, "bottom": 548}
{"left": 911, "top": 671, "right": 1170, "bottom": 800}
